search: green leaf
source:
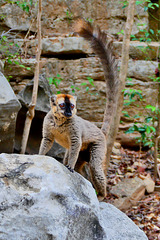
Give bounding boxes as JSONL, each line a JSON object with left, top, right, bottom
{"left": 75, "top": 87, "right": 80, "bottom": 90}
{"left": 117, "top": 30, "right": 124, "bottom": 35}
{"left": 14, "top": 60, "right": 20, "bottom": 65}
{"left": 136, "top": 1, "right": 143, "bottom": 5}
{"left": 2, "top": 36, "right": 7, "bottom": 41}
{"left": 81, "top": 82, "right": 87, "bottom": 86}
{"left": 87, "top": 77, "right": 95, "bottom": 86}
{"left": 125, "top": 129, "right": 135, "bottom": 134}
{"left": 122, "top": 110, "right": 128, "bottom": 114}
{"left": 85, "top": 86, "right": 89, "bottom": 92}
{"left": 146, "top": 126, "right": 151, "bottom": 134}
{"left": 19, "top": 64, "right": 25, "bottom": 68}
{"left": 144, "top": 6, "right": 148, "bottom": 11}
{"left": 7, "top": 59, "right": 12, "bottom": 64}
{"left": 138, "top": 127, "right": 146, "bottom": 132}
{"left": 48, "top": 77, "right": 53, "bottom": 85}
{"left": 125, "top": 126, "right": 136, "bottom": 134}
{"left": 122, "top": 110, "right": 130, "bottom": 117}
{"left": 145, "top": 32, "right": 149, "bottom": 37}
{"left": 145, "top": 105, "right": 156, "bottom": 111}
{"left": 126, "top": 82, "right": 134, "bottom": 86}
{"left": 150, "top": 126, "right": 156, "bottom": 132}
{"left": 145, "top": 117, "right": 152, "bottom": 123}
{"left": 133, "top": 114, "right": 140, "bottom": 119}
{"left": 149, "top": 29, "right": 154, "bottom": 35}
{"left": 124, "top": 114, "right": 130, "bottom": 118}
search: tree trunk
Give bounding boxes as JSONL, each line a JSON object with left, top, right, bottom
{"left": 105, "top": 0, "right": 136, "bottom": 171}
{"left": 20, "top": 0, "right": 42, "bottom": 154}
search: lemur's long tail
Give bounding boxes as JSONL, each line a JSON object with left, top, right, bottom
{"left": 74, "top": 19, "right": 119, "bottom": 137}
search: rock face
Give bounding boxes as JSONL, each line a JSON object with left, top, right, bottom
{"left": 0, "top": 72, "right": 21, "bottom": 153}
{"left": 0, "top": 153, "right": 147, "bottom": 240}
{"left": 5, "top": 56, "right": 158, "bottom": 122}
{"left": 18, "top": 74, "right": 52, "bottom": 113}
{"left": 0, "top": 0, "right": 148, "bottom": 36}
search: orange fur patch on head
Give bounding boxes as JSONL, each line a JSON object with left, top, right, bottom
{"left": 56, "top": 94, "right": 76, "bottom": 105}
{"left": 50, "top": 94, "right": 77, "bottom": 117}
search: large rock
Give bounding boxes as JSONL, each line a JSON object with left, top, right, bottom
{"left": 0, "top": 72, "right": 21, "bottom": 153}
{"left": 14, "top": 37, "right": 160, "bottom": 61}
{"left": 0, "top": 0, "right": 148, "bottom": 36}
{"left": 114, "top": 41, "right": 160, "bottom": 61}
{"left": 0, "top": 2, "right": 33, "bottom": 31}
{"left": 111, "top": 177, "right": 146, "bottom": 211}
{"left": 18, "top": 74, "right": 52, "bottom": 113}
{"left": 4, "top": 57, "right": 158, "bottom": 84}
{"left": 0, "top": 153, "right": 148, "bottom": 240}
{"left": 41, "top": 37, "right": 92, "bottom": 56}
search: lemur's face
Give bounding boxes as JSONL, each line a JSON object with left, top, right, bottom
{"left": 50, "top": 94, "right": 77, "bottom": 118}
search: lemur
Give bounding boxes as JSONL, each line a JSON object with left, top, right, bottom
{"left": 39, "top": 19, "right": 119, "bottom": 201}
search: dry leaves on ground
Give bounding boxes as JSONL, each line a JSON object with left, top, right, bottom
{"left": 106, "top": 148, "right": 160, "bottom": 240}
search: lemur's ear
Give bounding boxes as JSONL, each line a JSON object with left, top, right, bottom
{"left": 50, "top": 95, "right": 57, "bottom": 105}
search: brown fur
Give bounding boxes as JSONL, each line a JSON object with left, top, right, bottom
{"left": 39, "top": 20, "right": 119, "bottom": 201}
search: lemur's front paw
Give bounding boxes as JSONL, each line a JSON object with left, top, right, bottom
{"left": 66, "top": 165, "right": 74, "bottom": 173}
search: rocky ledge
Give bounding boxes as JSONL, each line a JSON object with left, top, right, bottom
{"left": 0, "top": 153, "right": 148, "bottom": 240}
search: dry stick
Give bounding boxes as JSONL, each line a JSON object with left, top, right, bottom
{"left": 154, "top": 7, "right": 160, "bottom": 182}
{"left": 154, "top": 136, "right": 160, "bottom": 181}
{"left": 20, "top": 0, "right": 42, "bottom": 154}
{"left": 106, "top": 0, "right": 136, "bottom": 170}
{"left": 154, "top": 58, "right": 160, "bottom": 180}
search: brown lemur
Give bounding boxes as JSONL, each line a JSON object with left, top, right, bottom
{"left": 39, "top": 19, "right": 119, "bottom": 201}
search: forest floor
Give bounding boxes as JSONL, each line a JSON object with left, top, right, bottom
{"left": 105, "top": 147, "right": 160, "bottom": 240}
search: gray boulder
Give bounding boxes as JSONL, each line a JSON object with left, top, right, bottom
{"left": 0, "top": 153, "right": 148, "bottom": 240}
{"left": 18, "top": 74, "right": 52, "bottom": 113}
{"left": 0, "top": 73, "right": 21, "bottom": 153}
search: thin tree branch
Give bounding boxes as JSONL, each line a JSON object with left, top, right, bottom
{"left": 20, "top": 0, "right": 42, "bottom": 154}
{"left": 105, "top": 0, "right": 136, "bottom": 171}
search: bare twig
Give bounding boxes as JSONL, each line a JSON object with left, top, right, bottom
{"left": 106, "top": 0, "right": 136, "bottom": 170}
{"left": 154, "top": 52, "right": 160, "bottom": 180}
{"left": 20, "top": 0, "right": 42, "bottom": 154}
{"left": 154, "top": 136, "right": 160, "bottom": 180}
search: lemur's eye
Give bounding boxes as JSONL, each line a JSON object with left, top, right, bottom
{"left": 59, "top": 103, "right": 65, "bottom": 109}
{"left": 70, "top": 104, "right": 74, "bottom": 109}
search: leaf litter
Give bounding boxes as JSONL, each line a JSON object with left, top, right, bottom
{"left": 105, "top": 147, "right": 160, "bottom": 240}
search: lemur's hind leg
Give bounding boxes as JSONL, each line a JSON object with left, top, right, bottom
{"left": 63, "top": 150, "right": 69, "bottom": 165}
{"left": 75, "top": 149, "right": 91, "bottom": 180}
{"left": 89, "top": 143, "right": 107, "bottom": 201}
{"left": 75, "top": 158, "right": 86, "bottom": 175}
